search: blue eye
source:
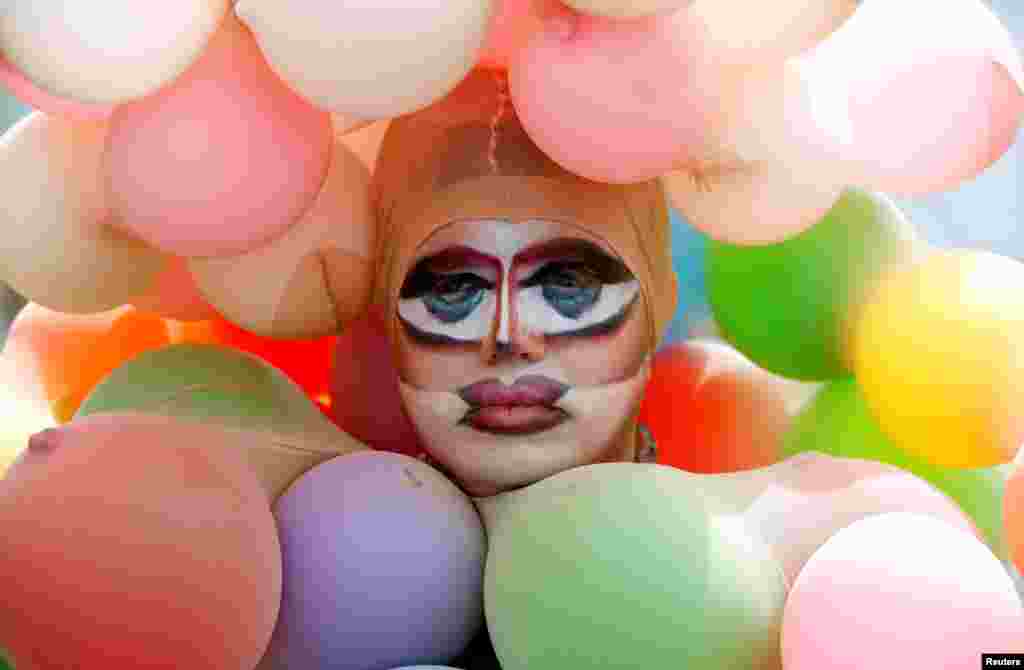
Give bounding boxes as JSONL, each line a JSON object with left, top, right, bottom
{"left": 423, "top": 274, "right": 488, "bottom": 323}
{"left": 538, "top": 265, "right": 602, "bottom": 319}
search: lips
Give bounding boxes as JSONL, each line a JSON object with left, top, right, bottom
{"left": 457, "top": 376, "right": 570, "bottom": 435}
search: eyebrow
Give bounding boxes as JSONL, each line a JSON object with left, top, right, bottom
{"left": 515, "top": 238, "right": 634, "bottom": 283}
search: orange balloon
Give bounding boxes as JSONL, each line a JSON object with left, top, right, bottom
{"left": 1004, "top": 461, "right": 1024, "bottom": 576}
{"left": 173, "top": 314, "right": 335, "bottom": 405}
{"left": 5, "top": 304, "right": 171, "bottom": 423}
{"left": 639, "top": 340, "right": 791, "bottom": 473}
{"left": 0, "top": 412, "right": 281, "bottom": 670}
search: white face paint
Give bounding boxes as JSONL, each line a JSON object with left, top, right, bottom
{"left": 397, "top": 219, "right": 641, "bottom": 346}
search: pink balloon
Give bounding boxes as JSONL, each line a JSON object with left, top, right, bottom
{"left": 329, "top": 305, "right": 425, "bottom": 458}
{"left": 0, "top": 56, "right": 113, "bottom": 120}
{"left": 129, "top": 254, "right": 219, "bottom": 322}
{"left": 478, "top": 0, "right": 550, "bottom": 71}
{"left": 762, "top": 0, "right": 1024, "bottom": 195}
{"left": 783, "top": 513, "right": 1024, "bottom": 670}
{"left": 509, "top": 6, "right": 724, "bottom": 183}
{"left": 105, "top": 14, "right": 332, "bottom": 257}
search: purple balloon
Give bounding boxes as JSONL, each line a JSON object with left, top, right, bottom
{"left": 259, "top": 451, "right": 487, "bottom": 670}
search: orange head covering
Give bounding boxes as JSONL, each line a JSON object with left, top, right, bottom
{"left": 370, "top": 69, "right": 678, "bottom": 354}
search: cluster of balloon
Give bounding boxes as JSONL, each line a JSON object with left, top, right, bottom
{"left": 174, "top": 314, "right": 338, "bottom": 412}
{"left": 783, "top": 514, "right": 1024, "bottom": 669}
{"left": 707, "top": 189, "right": 919, "bottom": 381}
{"left": 260, "top": 451, "right": 486, "bottom": 670}
{"left": 0, "top": 413, "right": 282, "bottom": 670}
{"left": 328, "top": 306, "right": 425, "bottom": 458}
{"left": 75, "top": 344, "right": 365, "bottom": 501}
{"left": 480, "top": 463, "right": 787, "bottom": 670}
{"left": 694, "top": 452, "right": 979, "bottom": 586}
{"left": 784, "top": 378, "right": 1013, "bottom": 561}
{"left": 2, "top": 303, "right": 171, "bottom": 423}
{"left": 851, "top": 249, "right": 1024, "bottom": 469}
{"left": 640, "top": 339, "right": 817, "bottom": 474}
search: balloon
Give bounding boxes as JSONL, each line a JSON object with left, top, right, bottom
{"left": 4, "top": 303, "right": 171, "bottom": 423}
{"left": 510, "top": 7, "right": 727, "bottom": 183}
{"left": 479, "top": 0, "right": 549, "bottom": 70}
{"left": 338, "top": 120, "right": 391, "bottom": 172}
{"left": 689, "top": 0, "right": 857, "bottom": 64}
{"left": 735, "top": 453, "right": 977, "bottom": 586}
{"left": 0, "top": 56, "right": 112, "bottom": 119}
{"left": 484, "top": 463, "right": 786, "bottom": 670}
{"left": 659, "top": 206, "right": 710, "bottom": 346}
{"left": 0, "top": 412, "right": 282, "bottom": 670}
{"left": 105, "top": 13, "right": 332, "bottom": 257}
{"left": 564, "top": 0, "right": 692, "bottom": 18}
{"left": 188, "top": 138, "right": 374, "bottom": 339}
{"left": 730, "top": 0, "right": 1024, "bottom": 196}
{"left": 1003, "top": 457, "right": 1024, "bottom": 575}
{"left": 783, "top": 513, "right": 1024, "bottom": 670}
{"left": 0, "top": 353, "right": 53, "bottom": 477}
{"left": 0, "top": 113, "right": 164, "bottom": 313}
{"left": 262, "top": 451, "right": 486, "bottom": 670}
{"left": 785, "top": 377, "right": 1012, "bottom": 560}
{"left": 707, "top": 189, "right": 919, "bottom": 380}
{"left": 0, "top": 0, "right": 228, "bottom": 105}
{"left": 0, "top": 282, "right": 26, "bottom": 349}
{"left": 661, "top": 158, "right": 844, "bottom": 245}
{"left": 236, "top": 0, "right": 492, "bottom": 119}
{"left": 852, "top": 250, "right": 1024, "bottom": 468}
{"left": 129, "top": 255, "right": 219, "bottom": 322}
{"left": 172, "top": 316, "right": 337, "bottom": 408}
{"left": 76, "top": 344, "right": 365, "bottom": 500}
{"left": 329, "top": 306, "right": 425, "bottom": 457}
{"left": 639, "top": 340, "right": 792, "bottom": 474}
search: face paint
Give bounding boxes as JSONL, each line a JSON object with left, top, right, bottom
{"left": 393, "top": 218, "right": 653, "bottom": 497}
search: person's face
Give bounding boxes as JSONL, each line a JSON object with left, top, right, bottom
{"left": 394, "top": 218, "right": 653, "bottom": 497}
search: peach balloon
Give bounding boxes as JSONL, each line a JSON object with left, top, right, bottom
{"left": 4, "top": 303, "right": 171, "bottom": 423}
{"left": 105, "top": 14, "right": 333, "bottom": 257}
{"left": 510, "top": 7, "right": 726, "bottom": 183}
{"left": 189, "top": 139, "right": 375, "bottom": 339}
{"left": 0, "top": 353, "right": 53, "bottom": 478}
{"left": 689, "top": 0, "right": 857, "bottom": 65}
{"left": 478, "top": 0, "right": 549, "bottom": 70}
{"left": 236, "top": 0, "right": 493, "bottom": 119}
{"left": 0, "top": 412, "right": 282, "bottom": 670}
{"left": 339, "top": 120, "right": 391, "bottom": 172}
{"left": 0, "top": 56, "right": 112, "bottom": 119}
{"left": 130, "top": 255, "right": 219, "bottom": 322}
{"left": 731, "top": 0, "right": 1024, "bottom": 196}
{"left": 0, "top": 0, "right": 229, "bottom": 105}
{"left": 0, "top": 113, "right": 164, "bottom": 313}
{"left": 563, "top": 0, "right": 692, "bottom": 19}
{"left": 783, "top": 513, "right": 1024, "bottom": 670}
{"left": 662, "top": 159, "right": 843, "bottom": 245}
{"left": 738, "top": 454, "right": 978, "bottom": 586}
{"left": 1006, "top": 459, "right": 1024, "bottom": 577}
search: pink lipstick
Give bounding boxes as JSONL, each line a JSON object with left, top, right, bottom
{"left": 457, "top": 376, "right": 570, "bottom": 435}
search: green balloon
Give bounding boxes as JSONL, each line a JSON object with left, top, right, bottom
{"left": 783, "top": 377, "right": 1010, "bottom": 559}
{"left": 0, "top": 648, "right": 11, "bottom": 670}
{"left": 485, "top": 464, "right": 786, "bottom": 670}
{"left": 75, "top": 344, "right": 335, "bottom": 438}
{"left": 707, "top": 189, "right": 916, "bottom": 380}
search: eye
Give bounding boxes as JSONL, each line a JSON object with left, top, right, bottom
{"left": 531, "top": 263, "right": 602, "bottom": 319}
{"left": 423, "top": 273, "right": 490, "bottom": 323}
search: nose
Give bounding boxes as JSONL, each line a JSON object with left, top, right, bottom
{"left": 480, "top": 280, "right": 545, "bottom": 365}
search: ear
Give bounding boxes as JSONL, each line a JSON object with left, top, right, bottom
{"left": 188, "top": 137, "right": 380, "bottom": 339}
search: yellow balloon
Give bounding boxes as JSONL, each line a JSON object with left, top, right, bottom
{"left": 852, "top": 250, "right": 1024, "bottom": 468}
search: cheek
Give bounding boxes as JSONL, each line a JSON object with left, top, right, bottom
{"left": 549, "top": 299, "right": 652, "bottom": 387}
{"left": 395, "top": 327, "right": 485, "bottom": 391}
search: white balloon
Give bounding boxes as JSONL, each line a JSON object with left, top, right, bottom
{"left": 0, "top": 113, "right": 163, "bottom": 313}
{"left": 0, "top": 0, "right": 229, "bottom": 104}
{"left": 564, "top": 0, "right": 693, "bottom": 19}
{"left": 236, "top": 0, "right": 494, "bottom": 118}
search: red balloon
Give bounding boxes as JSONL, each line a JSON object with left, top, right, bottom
{"left": 640, "top": 340, "right": 790, "bottom": 473}
{"left": 329, "top": 305, "right": 424, "bottom": 457}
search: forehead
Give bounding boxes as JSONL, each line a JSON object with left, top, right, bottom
{"left": 412, "top": 218, "right": 623, "bottom": 265}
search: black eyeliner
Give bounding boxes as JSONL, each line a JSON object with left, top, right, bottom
{"left": 549, "top": 294, "right": 639, "bottom": 340}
